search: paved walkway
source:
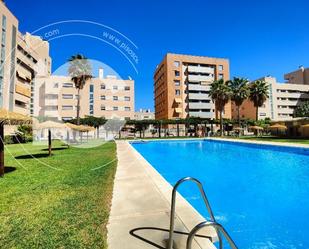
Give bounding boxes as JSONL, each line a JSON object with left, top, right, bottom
{"left": 107, "top": 141, "right": 216, "bottom": 249}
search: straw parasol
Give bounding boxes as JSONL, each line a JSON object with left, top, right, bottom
{"left": 34, "top": 121, "right": 67, "bottom": 156}
{"left": 269, "top": 124, "right": 287, "bottom": 130}
{"left": 301, "top": 124, "right": 309, "bottom": 128}
{"left": 0, "top": 108, "right": 32, "bottom": 176}
{"left": 248, "top": 126, "right": 264, "bottom": 130}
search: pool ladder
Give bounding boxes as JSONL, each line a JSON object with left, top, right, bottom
{"left": 167, "top": 177, "right": 238, "bottom": 249}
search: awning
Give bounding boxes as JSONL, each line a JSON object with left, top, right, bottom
{"left": 174, "top": 98, "right": 182, "bottom": 103}
{"left": 175, "top": 108, "right": 182, "bottom": 113}
{"left": 16, "top": 70, "right": 31, "bottom": 82}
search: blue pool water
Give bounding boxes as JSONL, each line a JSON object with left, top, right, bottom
{"left": 131, "top": 140, "right": 309, "bottom": 249}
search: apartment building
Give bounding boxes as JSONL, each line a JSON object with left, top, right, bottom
{"left": 0, "top": 1, "right": 51, "bottom": 115}
{"left": 134, "top": 109, "right": 154, "bottom": 120}
{"left": 284, "top": 66, "right": 309, "bottom": 85}
{"left": 33, "top": 69, "right": 135, "bottom": 121}
{"left": 232, "top": 71, "right": 309, "bottom": 120}
{"left": 154, "top": 53, "right": 231, "bottom": 120}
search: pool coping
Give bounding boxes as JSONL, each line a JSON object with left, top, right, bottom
{"left": 107, "top": 140, "right": 217, "bottom": 249}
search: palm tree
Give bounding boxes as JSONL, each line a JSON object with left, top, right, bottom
{"left": 209, "top": 79, "right": 231, "bottom": 136}
{"left": 249, "top": 80, "right": 269, "bottom": 121}
{"left": 228, "top": 77, "right": 249, "bottom": 127}
{"left": 68, "top": 54, "right": 92, "bottom": 125}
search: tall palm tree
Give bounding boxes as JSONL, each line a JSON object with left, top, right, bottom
{"left": 249, "top": 80, "right": 269, "bottom": 121}
{"left": 209, "top": 79, "right": 231, "bottom": 136}
{"left": 228, "top": 77, "right": 250, "bottom": 127}
{"left": 68, "top": 54, "right": 92, "bottom": 125}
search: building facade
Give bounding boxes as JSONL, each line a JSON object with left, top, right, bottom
{"left": 33, "top": 70, "right": 135, "bottom": 121}
{"left": 134, "top": 109, "right": 154, "bottom": 120}
{"left": 232, "top": 71, "right": 309, "bottom": 121}
{"left": 0, "top": 1, "right": 51, "bottom": 115}
{"left": 284, "top": 66, "right": 309, "bottom": 85}
{"left": 154, "top": 53, "right": 231, "bottom": 120}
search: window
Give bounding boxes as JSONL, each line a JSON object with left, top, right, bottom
{"left": 175, "top": 70, "right": 180, "bottom": 77}
{"left": 218, "top": 74, "right": 224, "bottom": 80}
{"left": 124, "top": 86, "right": 130, "bottom": 91}
{"left": 125, "top": 107, "right": 131, "bottom": 111}
{"left": 63, "top": 83, "right": 73, "bottom": 88}
{"left": 175, "top": 90, "right": 180, "bottom": 96}
{"left": 113, "top": 85, "right": 118, "bottom": 90}
{"left": 62, "top": 105, "right": 73, "bottom": 110}
{"left": 101, "top": 84, "right": 106, "bottom": 89}
{"left": 45, "top": 94, "right": 58, "bottom": 99}
{"left": 101, "top": 105, "right": 106, "bottom": 111}
{"left": 113, "top": 106, "right": 118, "bottom": 111}
{"left": 62, "top": 117, "right": 73, "bottom": 121}
{"left": 124, "top": 96, "right": 130, "bottom": 101}
{"left": 218, "top": 65, "right": 223, "bottom": 71}
{"left": 44, "top": 105, "right": 58, "bottom": 111}
{"left": 113, "top": 96, "right": 118, "bottom": 101}
{"left": 101, "top": 95, "right": 106, "bottom": 100}
{"left": 62, "top": 94, "right": 73, "bottom": 99}
{"left": 174, "top": 61, "right": 180, "bottom": 67}
{"left": 53, "top": 83, "right": 59, "bottom": 88}
{"left": 174, "top": 80, "right": 180, "bottom": 86}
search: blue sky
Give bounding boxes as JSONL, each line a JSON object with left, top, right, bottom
{"left": 7, "top": 0, "right": 309, "bottom": 111}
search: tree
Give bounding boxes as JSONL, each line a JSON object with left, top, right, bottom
{"left": 68, "top": 54, "right": 92, "bottom": 125}
{"left": 249, "top": 80, "right": 269, "bottom": 121}
{"left": 209, "top": 79, "right": 231, "bottom": 136}
{"left": 228, "top": 77, "right": 249, "bottom": 128}
{"left": 295, "top": 101, "right": 309, "bottom": 117}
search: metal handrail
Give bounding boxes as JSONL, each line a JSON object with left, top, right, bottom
{"left": 167, "top": 177, "right": 223, "bottom": 249}
{"left": 187, "top": 221, "right": 238, "bottom": 249}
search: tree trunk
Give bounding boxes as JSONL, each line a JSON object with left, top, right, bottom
{"left": 256, "top": 106, "right": 259, "bottom": 121}
{"left": 158, "top": 124, "right": 161, "bottom": 138}
{"left": 0, "top": 123, "right": 4, "bottom": 176}
{"left": 48, "top": 129, "right": 52, "bottom": 156}
{"left": 176, "top": 123, "right": 179, "bottom": 137}
{"left": 237, "top": 105, "right": 241, "bottom": 128}
{"left": 220, "top": 110, "right": 223, "bottom": 137}
{"left": 77, "top": 88, "right": 81, "bottom": 125}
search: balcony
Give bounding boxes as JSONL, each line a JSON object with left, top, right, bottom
{"left": 187, "top": 74, "right": 214, "bottom": 83}
{"left": 15, "top": 84, "right": 31, "bottom": 97}
{"left": 187, "top": 66, "right": 214, "bottom": 74}
{"left": 189, "top": 111, "right": 213, "bottom": 119}
{"left": 188, "top": 102, "right": 213, "bottom": 109}
{"left": 188, "top": 93, "right": 211, "bottom": 100}
{"left": 188, "top": 83, "right": 210, "bottom": 91}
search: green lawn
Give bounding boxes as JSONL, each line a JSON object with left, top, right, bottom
{"left": 233, "top": 136, "right": 309, "bottom": 145}
{"left": 0, "top": 141, "right": 117, "bottom": 249}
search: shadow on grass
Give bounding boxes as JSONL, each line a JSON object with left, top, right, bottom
{"left": 4, "top": 166, "right": 16, "bottom": 173}
{"left": 41, "top": 147, "right": 67, "bottom": 151}
{"left": 15, "top": 153, "right": 51, "bottom": 159}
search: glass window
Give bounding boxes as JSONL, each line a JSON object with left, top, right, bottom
{"left": 62, "top": 105, "right": 73, "bottom": 110}
{"left": 101, "top": 95, "right": 106, "bottom": 100}
{"left": 125, "top": 107, "right": 131, "bottom": 111}
{"left": 124, "top": 86, "right": 130, "bottom": 91}
{"left": 124, "top": 96, "right": 130, "bottom": 101}
{"left": 62, "top": 94, "right": 73, "bottom": 99}
{"left": 218, "top": 65, "right": 223, "bottom": 71}
{"left": 101, "top": 84, "right": 106, "bottom": 89}
{"left": 63, "top": 83, "right": 73, "bottom": 88}
{"left": 175, "top": 90, "right": 180, "bottom": 96}
{"left": 175, "top": 70, "right": 180, "bottom": 77}
{"left": 113, "top": 85, "right": 118, "bottom": 90}
{"left": 113, "top": 96, "right": 118, "bottom": 101}
{"left": 113, "top": 106, "right": 118, "bottom": 111}
{"left": 101, "top": 105, "right": 106, "bottom": 111}
{"left": 218, "top": 74, "right": 224, "bottom": 80}
{"left": 174, "top": 61, "right": 180, "bottom": 67}
{"left": 174, "top": 80, "right": 180, "bottom": 86}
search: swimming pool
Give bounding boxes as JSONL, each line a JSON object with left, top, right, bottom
{"left": 131, "top": 139, "right": 309, "bottom": 249}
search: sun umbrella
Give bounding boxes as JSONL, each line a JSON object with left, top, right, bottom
{"left": 248, "top": 126, "right": 264, "bottom": 130}
{"left": 0, "top": 108, "right": 32, "bottom": 176}
{"left": 269, "top": 124, "right": 287, "bottom": 129}
{"left": 34, "top": 121, "right": 67, "bottom": 156}
{"left": 301, "top": 124, "right": 309, "bottom": 128}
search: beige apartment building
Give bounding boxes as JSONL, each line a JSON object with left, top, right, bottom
{"left": 284, "top": 66, "right": 309, "bottom": 85}
{"left": 0, "top": 1, "right": 51, "bottom": 115}
{"left": 154, "top": 53, "right": 231, "bottom": 120}
{"left": 134, "top": 109, "right": 154, "bottom": 120}
{"left": 232, "top": 68, "right": 309, "bottom": 120}
{"left": 33, "top": 69, "right": 135, "bottom": 121}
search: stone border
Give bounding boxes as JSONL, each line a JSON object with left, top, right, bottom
{"left": 127, "top": 141, "right": 218, "bottom": 246}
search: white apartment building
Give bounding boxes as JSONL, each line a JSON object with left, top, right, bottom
{"left": 134, "top": 109, "right": 154, "bottom": 120}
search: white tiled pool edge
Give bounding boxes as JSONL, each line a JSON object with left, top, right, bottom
{"left": 107, "top": 140, "right": 216, "bottom": 249}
